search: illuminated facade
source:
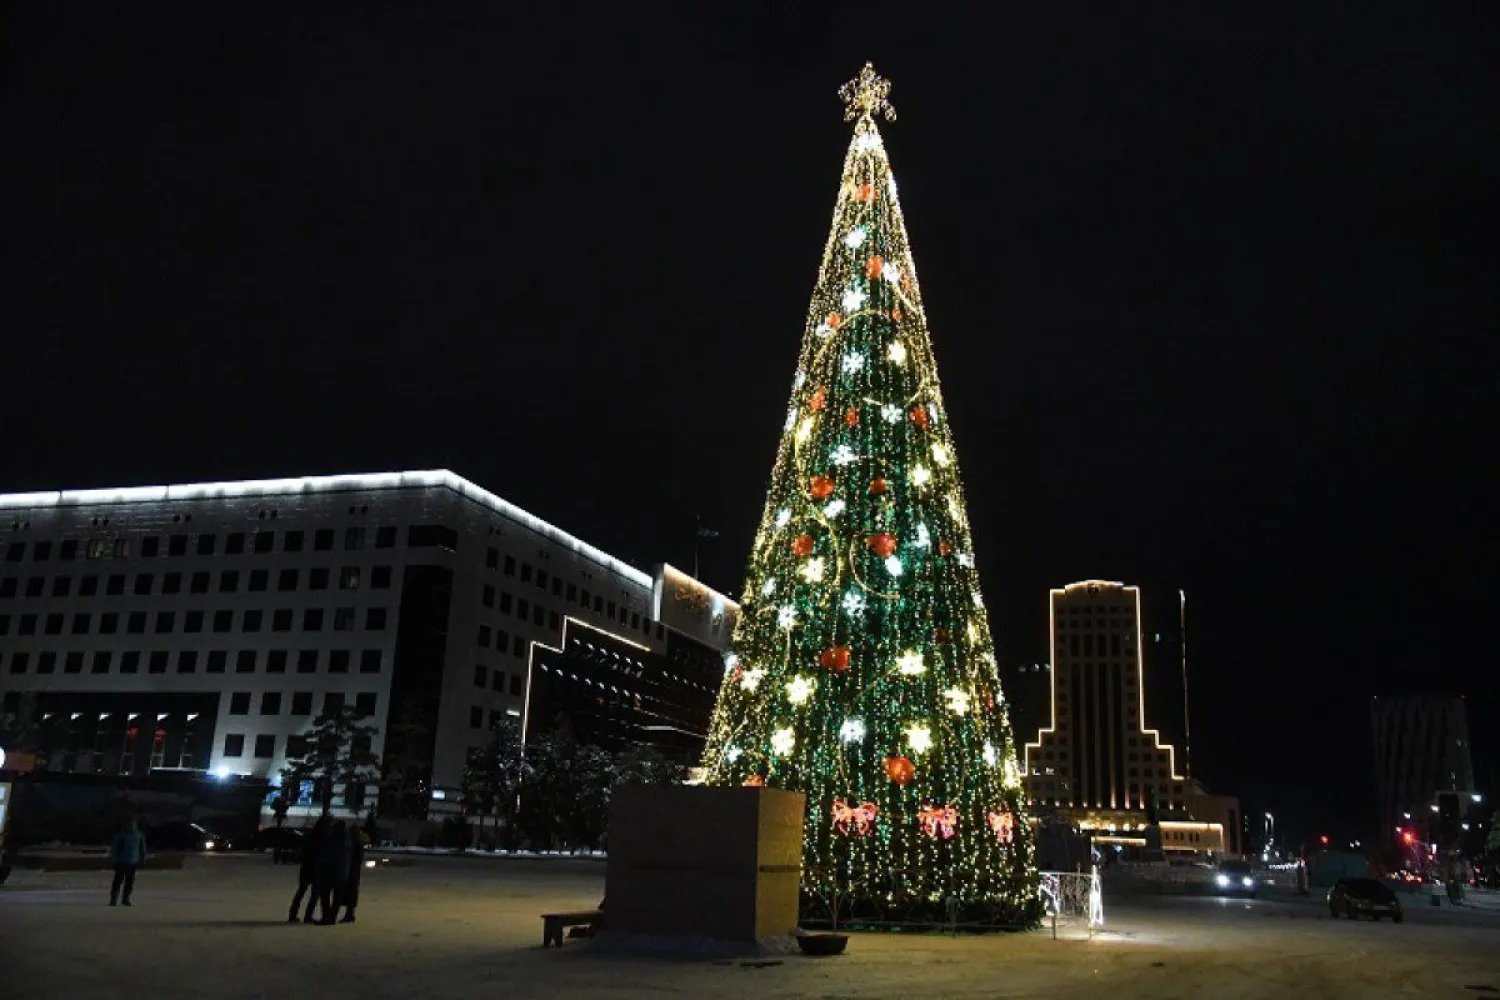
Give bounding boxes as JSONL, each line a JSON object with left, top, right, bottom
{"left": 1024, "top": 581, "right": 1185, "bottom": 827}
{"left": 0, "top": 471, "right": 736, "bottom": 818}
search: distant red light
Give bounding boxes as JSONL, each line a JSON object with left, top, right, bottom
{"left": 1402, "top": 830, "right": 1415, "bottom": 845}
{"left": 1319, "top": 835, "right": 1329, "bottom": 845}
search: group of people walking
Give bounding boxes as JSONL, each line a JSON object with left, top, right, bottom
{"left": 288, "top": 815, "right": 370, "bottom": 925}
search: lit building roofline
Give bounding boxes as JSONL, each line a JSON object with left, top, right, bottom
{"left": 0, "top": 469, "right": 653, "bottom": 589}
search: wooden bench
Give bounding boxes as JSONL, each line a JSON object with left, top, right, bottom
{"left": 541, "top": 909, "right": 602, "bottom": 948}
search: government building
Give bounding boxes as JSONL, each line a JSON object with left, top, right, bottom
{"left": 0, "top": 471, "right": 736, "bottom": 821}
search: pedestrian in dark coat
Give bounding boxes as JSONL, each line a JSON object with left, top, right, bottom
{"left": 108, "top": 819, "right": 148, "bottom": 906}
{"left": 340, "top": 825, "right": 368, "bottom": 923}
{"left": 288, "top": 816, "right": 328, "bottom": 923}
{"left": 316, "top": 820, "right": 350, "bottom": 925}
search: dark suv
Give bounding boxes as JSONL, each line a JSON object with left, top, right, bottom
{"left": 1328, "top": 878, "right": 1403, "bottom": 922}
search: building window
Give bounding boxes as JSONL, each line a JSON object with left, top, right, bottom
{"left": 148, "top": 651, "right": 168, "bottom": 674}
{"left": 126, "top": 612, "right": 146, "bottom": 634}
{"left": 213, "top": 610, "right": 233, "bottom": 633}
{"left": 92, "top": 651, "right": 112, "bottom": 674}
{"left": 323, "top": 692, "right": 344, "bottom": 715}
{"left": 37, "top": 652, "right": 56, "bottom": 674}
{"left": 359, "top": 650, "right": 381, "bottom": 674}
{"left": 177, "top": 651, "right": 198, "bottom": 673}
{"left": 163, "top": 571, "right": 183, "bottom": 594}
{"left": 533, "top": 605, "right": 544, "bottom": 626}
{"left": 340, "top": 567, "right": 361, "bottom": 590}
{"left": 79, "top": 574, "right": 99, "bottom": 596}
{"left": 344, "top": 527, "right": 365, "bottom": 551}
{"left": 168, "top": 534, "right": 188, "bottom": 556}
{"left": 334, "top": 608, "right": 355, "bottom": 631}
{"left": 566, "top": 583, "right": 577, "bottom": 601}
{"left": 106, "top": 574, "right": 125, "bottom": 595}
{"left": 478, "top": 625, "right": 491, "bottom": 647}
{"left": 314, "top": 529, "right": 334, "bottom": 551}
{"left": 474, "top": 664, "right": 487, "bottom": 688}
{"left": 197, "top": 534, "right": 216, "bottom": 556}
{"left": 253, "top": 530, "right": 274, "bottom": 554}
{"left": 291, "top": 692, "right": 312, "bottom": 716}
{"left": 18, "top": 614, "right": 35, "bottom": 635}
{"left": 243, "top": 610, "right": 264, "bottom": 633}
{"left": 482, "top": 585, "right": 495, "bottom": 608}
{"left": 207, "top": 651, "right": 227, "bottom": 673}
{"left": 520, "top": 563, "right": 533, "bottom": 584}
{"left": 64, "top": 651, "right": 84, "bottom": 674}
{"left": 500, "top": 592, "right": 513, "bottom": 614}
{"left": 354, "top": 692, "right": 377, "bottom": 717}
{"left": 278, "top": 569, "right": 299, "bottom": 591}
{"left": 191, "top": 571, "right": 210, "bottom": 594}
{"left": 226, "top": 533, "right": 245, "bottom": 555}
{"left": 134, "top": 573, "right": 154, "bottom": 595}
{"left": 261, "top": 692, "right": 282, "bottom": 715}
{"left": 503, "top": 555, "right": 516, "bottom": 577}
{"left": 230, "top": 692, "right": 251, "bottom": 715}
{"left": 155, "top": 610, "right": 175, "bottom": 634}
{"left": 513, "top": 635, "right": 525, "bottom": 657}
{"left": 407, "top": 525, "right": 456, "bottom": 549}
{"left": 509, "top": 674, "right": 523, "bottom": 697}
{"left": 253, "top": 735, "right": 275, "bottom": 759}
{"left": 223, "top": 734, "right": 245, "bottom": 758}
{"left": 375, "top": 526, "right": 396, "bottom": 549}
{"left": 496, "top": 629, "right": 510, "bottom": 652}
{"left": 492, "top": 670, "right": 506, "bottom": 692}
{"left": 272, "top": 609, "right": 293, "bottom": 632}
{"left": 469, "top": 706, "right": 483, "bottom": 729}
{"left": 550, "top": 610, "right": 561, "bottom": 630}
{"left": 283, "top": 530, "right": 304, "bottom": 553}
{"left": 140, "top": 538, "right": 159, "bottom": 558}
{"left": 297, "top": 650, "right": 318, "bottom": 674}
{"left": 71, "top": 612, "right": 91, "bottom": 634}
{"left": 300, "top": 608, "right": 323, "bottom": 631}
{"left": 236, "top": 650, "right": 257, "bottom": 673}
{"left": 267, "top": 650, "right": 288, "bottom": 674}
{"left": 329, "top": 650, "right": 350, "bottom": 674}
{"left": 220, "top": 570, "right": 240, "bottom": 593}
{"left": 365, "top": 607, "right": 387, "bottom": 630}
{"left": 249, "top": 569, "right": 268, "bottom": 592}
{"left": 517, "top": 598, "right": 530, "bottom": 619}
{"left": 24, "top": 578, "right": 43, "bottom": 598}
{"left": 486, "top": 547, "right": 499, "bottom": 569}
{"left": 51, "top": 576, "right": 71, "bottom": 597}
{"left": 536, "top": 570, "right": 548, "bottom": 590}
{"left": 371, "top": 566, "right": 392, "bottom": 589}
{"left": 309, "top": 568, "right": 330, "bottom": 591}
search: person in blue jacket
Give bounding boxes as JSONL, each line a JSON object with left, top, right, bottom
{"left": 109, "top": 818, "right": 148, "bottom": 906}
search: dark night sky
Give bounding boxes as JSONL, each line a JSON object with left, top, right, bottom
{"left": 4, "top": 5, "right": 1496, "bottom": 844}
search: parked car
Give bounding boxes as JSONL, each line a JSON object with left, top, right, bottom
{"left": 251, "top": 826, "right": 305, "bottom": 856}
{"left": 149, "top": 820, "right": 234, "bottom": 852}
{"left": 1328, "top": 877, "right": 1403, "bottom": 921}
{"left": 1213, "top": 859, "right": 1257, "bottom": 898}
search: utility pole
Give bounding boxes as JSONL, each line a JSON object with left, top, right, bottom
{"left": 1180, "top": 589, "right": 1192, "bottom": 783}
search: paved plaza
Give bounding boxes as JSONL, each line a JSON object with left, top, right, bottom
{"left": 2, "top": 853, "right": 1498, "bottom": 999}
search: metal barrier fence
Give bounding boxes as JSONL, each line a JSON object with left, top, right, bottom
{"left": 1040, "top": 868, "right": 1104, "bottom": 939}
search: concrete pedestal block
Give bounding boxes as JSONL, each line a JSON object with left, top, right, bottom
{"left": 603, "top": 786, "right": 805, "bottom": 948}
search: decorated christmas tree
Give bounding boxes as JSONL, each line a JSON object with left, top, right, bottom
{"left": 701, "top": 65, "right": 1041, "bottom": 925}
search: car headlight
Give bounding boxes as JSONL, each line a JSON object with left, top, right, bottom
{"left": 1242, "top": 876, "right": 1254, "bottom": 888}
{"left": 203, "top": 840, "right": 216, "bottom": 850}
{"left": 1215, "top": 874, "right": 1230, "bottom": 887}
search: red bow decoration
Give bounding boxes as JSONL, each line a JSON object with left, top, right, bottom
{"left": 917, "top": 804, "right": 958, "bottom": 840}
{"left": 987, "top": 810, "right": 1015, "bottom": 843}
{"left": 832, "top": 797, "right": 879, "bottom": 836}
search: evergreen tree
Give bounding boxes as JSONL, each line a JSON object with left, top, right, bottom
{"left": 702, "top": 64, "right": 1041, "bottom": 925}
{"left": 282, "top": 705, "right": 381, "bottom": 816}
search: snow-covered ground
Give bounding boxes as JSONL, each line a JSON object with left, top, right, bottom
{"left": 3, "top": 854, "right": 1498, "bottom": 999}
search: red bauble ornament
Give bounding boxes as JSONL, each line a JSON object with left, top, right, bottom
{"left": 743, "top": 774, "right": 765, "bottom": 788}
{"left": 856, "top": 183, "right": 876, "bottom": 203}
{"left": 938, "top": 540, "right": 953, "bottom": 557}
{"left": 809, "top": 386, "right": 827, "bottom": 412}
{"left": 819, "top": 646, "right": 851, "bottom": 672}
{"left": 826, "top": 312, "right": 842, "bottom": 329}
{"left": 791, "top": 534, "right": 815, "bottom": 558}
{"left": 910, "top": 405, "right": 931, "bottom": 429}
{"left": 865, "top": 255, "right": 883, "bottom": 279}
{"left": 866, "top": 532, "right": 897, "bottom": 558}
{"left": 869, "top": 478, "right": 890, "bottom": 496}
{"left": 810, "top": 475, "right": 836, "bottom": 501}
{"left": 892, "top": 307, "right": 904, "bottom": 322}
{"left": 934, "top": 627, "right": 951, "bottom": 644}
{"left": 844, "top": 406, "right": 860, "bottom": 428}
{"left": 883, "top": 756, "right": 916, "bottom": 786}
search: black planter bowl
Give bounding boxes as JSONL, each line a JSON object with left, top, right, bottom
{"left": 795, "top": 933, "right": 849, "bottom": 956}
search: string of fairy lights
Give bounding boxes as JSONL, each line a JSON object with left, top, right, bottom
{"left": 701, "top": 65, "right": 1041, "bottom": 919}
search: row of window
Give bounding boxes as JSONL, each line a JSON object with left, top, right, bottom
{"left": 468, "top": 704, "right": 521, "bottom": 730}
{"left": 0, "top": 564, "right": 392, "bottom": 599}
{"left": 482, "top": 553, "right": 658, "bottom": 638}
{"left": 1056, "top": 604, "right": 1132, "bottom": 615}
{"left": 1, "top": 606, "right": 388, "bottom": 637}
{"left": 228, "top": 689, "right": 377, "bottom": 718}
{"left": 3, "top": 647, "right": 383, "bottom": 675}
{"left": 3, "top": 524, "right": 459, "bottom": 565}
{"left": 472, "top": 663, "right": 526, "bottom": 697}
